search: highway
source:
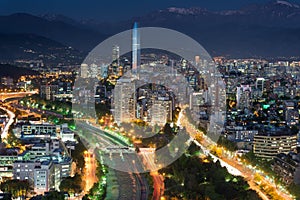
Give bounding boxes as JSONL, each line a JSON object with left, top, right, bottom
{"left": 139, "top": 151, "right": 164, "bottom": 200}
{"left": 0, "top": 106, "right": 15, "bottom": 142}
{"left": 0, "top": 91, "right": 38, "bottom": 101}
{"left": 76, "top": 121, "right": 149, "bottom": 199}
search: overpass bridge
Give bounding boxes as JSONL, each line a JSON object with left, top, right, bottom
{"left": 101, "top": 146, "right": 136, "bottom": 153}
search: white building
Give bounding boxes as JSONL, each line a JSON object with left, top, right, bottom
{"left": 34, "top": 161, "right": 55, "bottom": 194}
{"left": 21, "top": 124, "right": 60, "bottom": 135}
{"left": 113, "top": 78, "right": 136, "bottom": 125}
{"left": 90, "top": 63, "right": 99, "bottom": 78}
{"left": 189, "top": 91, "right": 205, "bottom": 120}
{"left": 80, "top": 63, "right": 89, "bottom": 78}
{"left": 150, "top": 99, "right": 172, "bottom": 126}
{"left": 59, "top": 124, "right": 75, "bottom": 142}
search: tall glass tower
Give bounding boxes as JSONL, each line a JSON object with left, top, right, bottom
{"left": 132, "top": 22, "right": 140, "bottom": 77}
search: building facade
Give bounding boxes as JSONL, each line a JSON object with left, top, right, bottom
{"left": 253, "top": 133, "right": 297, "bottom": 159}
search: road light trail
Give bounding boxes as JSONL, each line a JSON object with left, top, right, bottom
{"left": 179, "top": 110, "right": 293, "bottom": 200}
{"left": 75, "top": 121, "right": 149, "bottom": 199}
{"left": 0, "top": 106, "right": 15, "bottom": 142}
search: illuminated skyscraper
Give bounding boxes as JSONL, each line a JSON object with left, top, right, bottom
{"left": 80, "top": 63, "right": 89, "bottom": 78}
{"left": 132, "top": 22, "right": 140, "bottom": 76}
{"left": 113, "top": 78, "right": 136, "bottom": 125}
{"left": 90, "top": 63, "right": 98, "bottom": 78}
{"left": 112, "top": 45, "right": 120, "bottom": 66}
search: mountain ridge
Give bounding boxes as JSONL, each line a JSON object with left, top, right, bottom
{"left": 2, "top": 1, "right": 300, "bottom": 59}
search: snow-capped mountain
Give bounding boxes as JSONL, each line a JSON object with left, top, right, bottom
{"left": 2, "top": 0, "right": 300, "bottom": 59}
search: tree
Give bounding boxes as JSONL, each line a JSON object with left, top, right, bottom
{"left": 159, "top": 146, "right": 260, "bottom": 200}
{"left": 72, "top": 138, "right": 87, "bottom": 171}
{"left": 42, "top": 191, "right": 65, "bottom": 200}
{"left": 0, "top": 179, "right": 32, "bottom": 199}
{"left": 287, "top": 183, "right": 300, "bottom": 199}
{"left": 217, "top": 136, "right": 237, "bottom": 152}
{"left": 59, "top": 174, "right": 83, "bottom": 195}
{"left": 291, "top": 125, "right": 299, "bottom": 134}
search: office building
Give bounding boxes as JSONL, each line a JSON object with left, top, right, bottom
{"left": 40, "top": 85, "right": 58, "bottom": 101}
{"left": 90, "top": 63, "right": 99, "bottom": 78}
{"left": 80, "top": 63, "right": 89, "bottom": 78}
{"left": 253, "top": 132, "right": 297, "bottom": 159}
{"left": 150, "top": 99, "right": 173, "bottom": 126}
{"left": 13, "top": 161, "right": 40, "bottom": 184}
{"left": 113, "top": 78, "right": 136, "bottom": 125}
{"left": 236, "top": 85, "right": 251, "bottom": 109}
{"left": 112, "top": 45, "right": 120, "bottom": 66}
{"left": 255, "top": 78, "right": 265, "bottom": 93}
{"left": 34, "top": 161, "right": 55, "bottom": 194}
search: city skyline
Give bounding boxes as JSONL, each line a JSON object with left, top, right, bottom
{"left": 1, "top": 1, "right": 300, "bottom": 199}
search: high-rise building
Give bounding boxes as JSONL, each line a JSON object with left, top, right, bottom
{"left": 80, "top": 63, "right": 89, "bottom": 78}
{"left": 113, "top": 22, "right": 141, "bottom": 125}
{"left": 90, "top": 63, "right": 98, "bottom": 78}
{"left": 113, "top": 78, "right": 136, "bottom": 125}
{"left": 236, "top": 85, "right": 251, "bottom": 109}
{"left": 150, "top": 98, "right": 173, "bottom": 126}
{"left": 112, "top": 45, "right": 120, "bottom": 66}
{"left": 195, "top": 56, "right": 201, "bottom": 66}
{"left": 132, "top": 22, "right": 140, "bottom": 76}
{"left": 189, "top": 91, "right": 205, "bottom": 120}
{"left": 40, "top": 85, "right": 58, "bottom": 101}
{"left": 100, "top": 64, "right": 109, "bottom": 78}
{"left": 255, "top": 78, "right": 265, "bottom": 93}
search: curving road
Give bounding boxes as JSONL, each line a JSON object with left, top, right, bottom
{"left": 0, "top": 106, "right": 15, "bottom": 142}
{"left": 180, "top": 111, "right": 294, "bottom": 200}
{"left": 0, "top": 91, "right": 38, "bottom": 101}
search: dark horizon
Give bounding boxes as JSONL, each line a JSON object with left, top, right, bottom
{"left": 1, "top": 0, "right": 300, "bottom": 22}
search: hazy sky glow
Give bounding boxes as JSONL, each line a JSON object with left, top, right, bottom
{"left": 1, "top": 0, "right": 300, "bottom": 21}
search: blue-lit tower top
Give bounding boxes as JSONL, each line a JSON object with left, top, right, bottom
{"left": 132, "top": 22, "right": 140, "bottom": 77}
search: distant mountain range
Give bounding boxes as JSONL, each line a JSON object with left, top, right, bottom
{"left": 2, "top": 0, "right": 300, "bottom": 62}
{"left": 0, "top": 33, "right": 83, "bottom": 65}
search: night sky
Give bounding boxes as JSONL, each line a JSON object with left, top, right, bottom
{"left": 1, "top": 0, "right": 300, "bottom": 21}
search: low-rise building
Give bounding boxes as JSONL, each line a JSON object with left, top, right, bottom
{"left": 59, "top": 124, "right": 75, "bottom": 142}
{"left": 13, "top": 161, "right": 40, "bottom": 184}
{"left": 253, "top": 131, "right": 297, "bottom": 159}
{"left": 272, "top": 152, "right": 300, "bottom": 185}
{"left": 21, "top": 124, "right": 60, "bottom": 135}
{"left": 0, "top": 148, "right": 19, "bottom": 179}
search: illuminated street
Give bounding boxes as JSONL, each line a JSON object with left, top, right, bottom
{"left": 76, "top": 121, "right": 149, "bottom": 199}
{"left": 0, "top": 105, "right": 15, "bottom": 142}
{"left": 179, "top": 111, "right": 294, "bottom": 200}
{"left": 0, "top": 91, "right": 38, "bottom": 101}
{"left": 2, "top": 1, "right": 300, "bottom": 198}
{"left": 83, "top": 151, "right": 98, "bottom": 192}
